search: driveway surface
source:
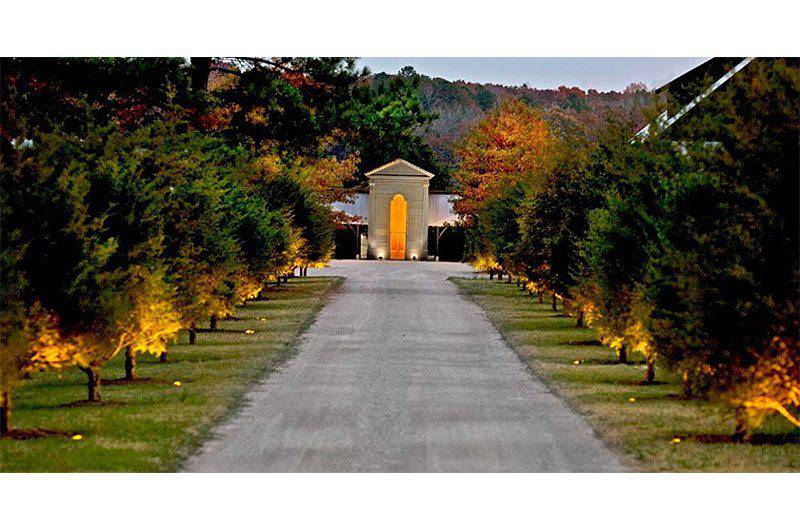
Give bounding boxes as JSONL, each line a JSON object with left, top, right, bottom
{"left": 184, "top": 260, "right": 623, "bottom": 472}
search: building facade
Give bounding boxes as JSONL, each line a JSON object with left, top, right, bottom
{"left": 332, "top": 159, "right": 461, "bottom": 261}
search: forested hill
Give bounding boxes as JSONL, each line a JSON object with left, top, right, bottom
{"left": 371, "top": 70, "right": 653, "bottom": 168}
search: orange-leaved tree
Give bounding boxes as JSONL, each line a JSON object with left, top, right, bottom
{"left": 453, "top": 98, "right": 554, "bottom": 272}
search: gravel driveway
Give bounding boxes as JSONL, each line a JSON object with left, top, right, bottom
{"left": 184, "top": 260, "right": 623, "bottom": 472}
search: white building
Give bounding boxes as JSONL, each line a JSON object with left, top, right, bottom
{"left": 332, "top": 159, "right": 461, "bottom": 260}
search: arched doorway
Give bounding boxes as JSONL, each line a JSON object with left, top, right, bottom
{"left": 389, "top": 194, "right": 407, "bottom": 260}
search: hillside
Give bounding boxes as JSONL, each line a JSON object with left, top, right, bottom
{"left": 372, "top": 70, "right": 653, "bottom": 168}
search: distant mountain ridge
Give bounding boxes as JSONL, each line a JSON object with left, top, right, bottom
{"left": 371, "top": 70, "right": 652, "bottom": 168}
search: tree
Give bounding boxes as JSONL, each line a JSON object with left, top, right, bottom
{"left": 515, "top": 131, "right": 596, "bottom": 320}
{"left": 644, "top": 58, "right": 800, "bottom": 434}
{"left": 579, "top": 113, "right": 678, "bottom": 378}
{"left": 1, "top": 57, "right": 191, "bottom": 139}
{"left": 453, "top": 98, "right": 554, "bottom": 264}
{"left": 345, "top": 69, "right": 446, "bottom": 187}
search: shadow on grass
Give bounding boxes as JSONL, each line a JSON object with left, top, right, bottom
{"left": 576, "top": 358, "right": 647, "bottom": 366}
{"left": 196, "top": 328, "right": 259, "bottom": 334}
{"left": 685, "top": 432, "right": 800, "bottom": 446}
{"left": 102, "top": 377, "right": 175, "bottom": 386}
{"left": 1, "top": 428, "right": 74, "bottom": 440}
{"left": 16, "top": 399, "right": 126, "bottom": 412}
{"left": 561, "top": 339, "right": 602, "bottom": 347}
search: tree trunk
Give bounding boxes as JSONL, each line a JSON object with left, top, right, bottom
{"left": 643, "top": 360, "right": 655, "bottom": 384}
{"left": 1, "top": 390, "right": 10, "bottom": 436}
{"left": 497, "top": 271, "right": 504, "bottom": 281}
{"left": 538, "top": 292, "right": 544, "bottom": 304}
{"left": 551, "top": 293, "right": 558, "bottom": 311}
{"left": 618, "top": 346, "right": 628, "bottom": 365}
{"left": 733, "top": 406, "right": 750, "bottom": 442}
{"left": 210, "top": 315, "right": 218, "bottom": 331}
{"left": 303, "top": 267, "right": 308, "bottom": 277}
{"left": 516, "top": 278, "right": 521, "bottom": 287}
{"left": 124, "top": 347, "right": 137, "bottom": 381}
{"left": 489, "top": 271, "right": 495, "bottom": 280}
{"left": 190, "top": 57, "right": 212, "bottom": 93}
{"left": 576, "top": 311, "right": 585, "bottom": 328}
{"left": 80, "top": 365, "right": 101, "bottom": 402}
{"left": 282, "top": 275, "right": 288, "bottom": 285}
{"left": 159, "top": 352, "right": 168, "bottom": 363}
{"left": 506, "top": 275, "right": 512, "bottom": 283}
{"left": 189, "top": 326, "right": 196, "bottom": 345}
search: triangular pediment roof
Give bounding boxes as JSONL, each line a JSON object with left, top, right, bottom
{"left": 365, "top": 158, "right": 434, "bottom": 178}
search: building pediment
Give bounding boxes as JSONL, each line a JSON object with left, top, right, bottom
{"left": 365, "top": 159, "right": 435, "bottom": 179}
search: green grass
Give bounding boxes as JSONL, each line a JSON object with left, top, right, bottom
{"left": 0, "top": 276, "right": 342, "bottom": 472}
{"left": 452, "top": 277, "right": 800, "bottom": 472}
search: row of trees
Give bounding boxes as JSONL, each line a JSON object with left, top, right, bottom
{"left": 0, "top": 57, "right": 436, "bottom": 435}
{"left": 455, "top": 58, "right": 799, "bottom": 439}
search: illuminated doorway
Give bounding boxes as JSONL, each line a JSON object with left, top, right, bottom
{"left": 389, "top": 194, "right": 407, "bottom": 260}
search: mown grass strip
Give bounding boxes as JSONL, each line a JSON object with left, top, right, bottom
{"left": 452, "top": 277, "right": 799, "bottom": 472}
{"left": 0, "top": 276, "right": 342, "bottom": 472}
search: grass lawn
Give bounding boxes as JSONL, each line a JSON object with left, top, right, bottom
{"left": 452, "top": 277, "right": 800, "bottom": 472}
{"left": 0, "top": 276, "right": 342, "bottom": 472}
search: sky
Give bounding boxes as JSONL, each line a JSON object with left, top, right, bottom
{"left": 357, "top": 58, "right": 709, "bottom": 92}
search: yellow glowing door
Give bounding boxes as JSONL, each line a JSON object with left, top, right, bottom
{"left": 389, "top": 194, "right": 407, "bottom": 260}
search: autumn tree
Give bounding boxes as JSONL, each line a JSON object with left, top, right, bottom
{"left": 454, "top": 98, "right": 554, "bottom": 268}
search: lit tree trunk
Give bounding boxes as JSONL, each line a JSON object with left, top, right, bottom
{"left": 618, "top": 345, "right": 628, "bottom": 365}
{"left": 80, "top": 365, "right": 101, "bottom": 402}
{"left": 210, "top": 315, "right": 218, "bottom": 331}
{"left": 189, "top": 325, "right": 197, "bottom": 345}
{"left": 1, "top": 390, "right": 11, "bottom": 436}
{"left": 576, "top": 311, "right": 585, "bottom": 328}
{"left": 643, "top": 360, "right": 655, "bottom": 384}
{"left": 733, "top": 406, "right": 750, "bottom": 442}
{"left": 551, "top": 293, "right": 558, "bottom": 311}
{"left": 682, "top": 370, "right": 692, "bottom": 395}
{"left": 124, "top": 347, "right": 137, "bottom": 381}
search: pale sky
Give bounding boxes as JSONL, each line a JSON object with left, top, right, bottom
{"left": 358, "top": 58, "right": 709, "bottom": 92}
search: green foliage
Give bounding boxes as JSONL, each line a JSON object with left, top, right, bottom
{"left": 516, "top": 137, "right": 596, "bottom": 297}
{"left": 346, "top": 70, "right": 447, "bottom": 187}
{"left": 0, "top": 57, "right": 355, "bottom": 432}
{"left": 644, "top": 59, "right": 800, "bottom": 399}
{"left": 471, "top": 185, "right": 524, "bottom": 272}
{"left": 249, "top": 172, "right": 333, "bottom": 265}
